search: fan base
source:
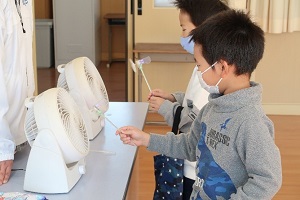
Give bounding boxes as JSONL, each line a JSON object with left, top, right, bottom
{"left": 24, "top": 129, "right": 85, "bottom": 194}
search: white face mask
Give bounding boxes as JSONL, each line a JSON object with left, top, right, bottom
{"left": 197, "top": 62, "right": 222, "bottom": 94}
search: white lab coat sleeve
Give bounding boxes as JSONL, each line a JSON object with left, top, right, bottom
{"left": 0, "top": 1, "right": 15, "bottom": 161}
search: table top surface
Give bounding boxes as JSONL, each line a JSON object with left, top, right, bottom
{"left": 1, "top": 102, "right": 149, "bottom": 200}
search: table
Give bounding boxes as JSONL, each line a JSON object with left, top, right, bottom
{"left": 1, "top": 102, "right": 149, "bottom": 200}
{"left": 104, "top": 13, "right": 126, "bottom": 68}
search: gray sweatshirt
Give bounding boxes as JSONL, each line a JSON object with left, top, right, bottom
{"left": 158, "top": 67, "right": 209, "bottom": 180}
{"left": 148, "top": 82, "right": 282, "bottom": 199}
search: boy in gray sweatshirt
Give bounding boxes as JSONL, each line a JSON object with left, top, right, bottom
{"left": 117, "top": 10, "right": 282, "bottom": 199}
{"left": 148, "top": 0, "right": 229, "bottom": 199}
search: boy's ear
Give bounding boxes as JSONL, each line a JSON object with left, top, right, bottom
{"left": 219, "top": 60, "right": 231, "bottom": 78}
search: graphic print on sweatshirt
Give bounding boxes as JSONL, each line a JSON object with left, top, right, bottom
{"left": 193, "top": 122, "right": 236, "bottom": 200}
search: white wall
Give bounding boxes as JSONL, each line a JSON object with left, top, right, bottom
{"left": 256, "top": 32, "right": 300, "bottom": 115}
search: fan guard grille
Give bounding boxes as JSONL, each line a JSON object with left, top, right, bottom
{"left": 84, "top": 59, "right": 109, "bottom": 108}
{"left": 24, "top": 106, "right": 38, "bottom": 146}
{"left": 57, "top": 89, "right": 89, "bottom": 154}
{"left": 57, "top": 72, "right": 70, "bottom": 91}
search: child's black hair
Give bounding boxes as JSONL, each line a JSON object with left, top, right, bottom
{"left": 192, "top": 10, "right": 265, "bottom": 76}
{"left": 173, "top": 0, "right": 229, "bottom": 26}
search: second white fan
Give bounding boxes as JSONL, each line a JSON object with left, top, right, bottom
{"left": 57, "top": 57, "right": 109, "bottom": 140}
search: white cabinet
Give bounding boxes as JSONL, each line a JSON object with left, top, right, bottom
{"left": 53, "top": 0, "right": 101, "bottom": 67}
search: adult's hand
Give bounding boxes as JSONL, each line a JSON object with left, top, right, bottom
{"left": 0, "top": 160, "right": 13, "bottom": 185}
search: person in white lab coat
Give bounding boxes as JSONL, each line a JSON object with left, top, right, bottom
{"left": 0, "top": 0, "right": 34, "bottom": 185}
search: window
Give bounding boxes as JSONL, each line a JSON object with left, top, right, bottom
{"left": 229, "top": 0, "right": 300, "bottom": 33}
{"left": 154, "top": 0, "right": 174, "bottom": 7}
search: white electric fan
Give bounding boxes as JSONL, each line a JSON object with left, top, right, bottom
{"left": 23, "top": 88, "right": 90, "bottom": 193}
{"left": 57, "top": 57, "right": 109, "bottom": 140}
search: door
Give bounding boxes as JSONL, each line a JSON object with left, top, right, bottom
{"left": 126, "top": 0, "right": 135, "bottom": 102}
{"left": 135, "top": 0, "right": 179, "bottom": 43}
{"left": 53, "top": 0, "right": 101, "bottom": 67}
{"left": 127, "top": 0, "right": 195, "bottom": 102}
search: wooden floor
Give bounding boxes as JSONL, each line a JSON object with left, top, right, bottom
{"left": 37, "top": 61, "right": 300, "bottom": 199}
